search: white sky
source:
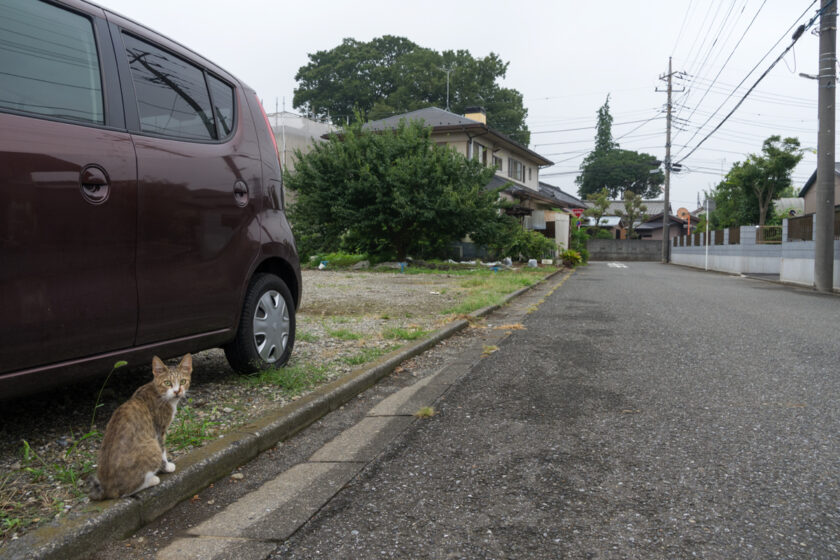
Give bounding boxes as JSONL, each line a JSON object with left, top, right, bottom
{"left": 97, "top": 0, "right": 829, "bottom": 212}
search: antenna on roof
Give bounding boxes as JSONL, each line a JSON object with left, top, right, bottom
{"left": 439, "top": 66, "right": 453, "bottom": 111}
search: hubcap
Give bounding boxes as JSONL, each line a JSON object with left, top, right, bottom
{"left": 252, "top": 290, "right": 289, "bottom": 363}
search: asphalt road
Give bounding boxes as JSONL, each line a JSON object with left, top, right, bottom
{"left": 100, "top": 263, "right": 840, "bottom": 559}
{"left": 275, "top": 263, "right": 839, "bottom": 559}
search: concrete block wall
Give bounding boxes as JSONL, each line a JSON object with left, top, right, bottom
{"left": 671, "top": 226, "right": 780, "bottom": 274}
{"left": 587, "top": 239, "right": 661, "bottom": 261}
{"left": 780, "top": 239, "right": 840, "bottom": 287}
{"left": 673, "top": 220, "right": 840, "bottom": 289}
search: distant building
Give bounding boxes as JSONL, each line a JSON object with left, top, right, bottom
{"left": 267, "top": 111, "right": 336, "bottom": 205}
{"left": 798, "top": 163, "right": 840, "bottom": 214}
{"left": 266, "top": 111, "right": 336, "bottom": 173}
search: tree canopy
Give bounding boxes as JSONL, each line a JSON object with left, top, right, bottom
{"left": 708, "top": 135, "right": 802, "bottom": 227}
{"left": 576, "top": 96, "right": 664, "bottom": 199}
{"left": 284, "top": 118, "right": 502, "bottom": 261}
{"left": 614, "top": 191, "right": 648, "bottom": 239}
{"left": 293, "top": 36, "right": 531, "bottom": 144}
{"left": 583, "top": 187, "right": 612, "bottom": 231}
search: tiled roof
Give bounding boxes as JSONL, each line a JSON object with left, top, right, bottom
{"left": 363, "top": 107, "right": 552, "bottom": 166}
{"left": 538, "top": 182, "right": 586, "bottom": 208}
{"left": 364, "top": 107, "right": 480, "bottom": 131}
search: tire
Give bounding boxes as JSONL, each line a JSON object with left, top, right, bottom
{"left": 225, "top": 273, "right": 295, "bottom": 373}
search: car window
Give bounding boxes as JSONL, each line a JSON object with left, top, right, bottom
{"left": 122, "top": 33, "right": 216, "bottom": 140}
{"left": 207, "top": 74, "right": 235, "bottom": 138}
{"left": 0, "top": 0, "right": 104, "bottom": 125}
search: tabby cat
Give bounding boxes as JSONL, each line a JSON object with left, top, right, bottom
{"left": 88, "top": 354, "right": 192, "bottom": 500}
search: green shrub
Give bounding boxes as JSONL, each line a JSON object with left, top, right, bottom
{"left": 474, "top": 215, "right": 555, "bottom": 261}
{"left": 560, "top": 249, "right": 582, "bottom": 267}
{"left": 569, "top": 223, "right": 590, "bottom": 263}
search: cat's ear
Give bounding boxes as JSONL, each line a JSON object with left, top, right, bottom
{"left": 152, "top": 356, "right": 167, "bottom": 376}
{"left": 178, "top": 353, "right": 193, "bottom": 374}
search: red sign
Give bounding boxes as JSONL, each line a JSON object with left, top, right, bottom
{"left": 571, "top": 208, "right": 585, "bottom": 217}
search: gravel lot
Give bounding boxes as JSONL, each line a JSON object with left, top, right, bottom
{"left": 0, "top": 267, "right": 547, "bottom": 544}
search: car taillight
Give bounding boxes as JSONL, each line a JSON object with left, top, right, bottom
{"left": 255, "top": 94, "right": 282, "bottom": 171}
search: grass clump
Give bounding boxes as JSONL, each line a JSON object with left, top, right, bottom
{"left": 167, "top": 400, "right": 221, "bottom": 451}
{"left": 443, "top": 269, "right": 543, "bottom": 315}
{"left": 240, "top": 363, "right": 328, "bottom": 395}
{"left": 327, "top": 328, "right": 363, "bottom": 341}
{"left": 296, "top": 330, "right": 319, "bottom": 343}
{"left": 381, "top": 327, "right": 429, "bottom": 341}
{"left": 415, "top": 406, "right": 436, "bottom": 418}
{"left": 341, "top": 346, "right": 397, "bottom": 366}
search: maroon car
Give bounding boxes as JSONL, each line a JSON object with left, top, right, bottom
{"left": 0, "top": 0, "right": 301, "bottom": 399}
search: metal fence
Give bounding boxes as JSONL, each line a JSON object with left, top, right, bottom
{"left": 672, "top": 213, "right": 839, "bottom": 247}
{"left": 787, "top": 211, "right": 840, "bottom": 241}
{"left": 787, "top": 215, "right": 813, "bottom": 242}
{"left": 756, "top": 226, "right": 782, "bottom": 244}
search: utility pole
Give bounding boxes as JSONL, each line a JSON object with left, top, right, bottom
{"left": 657, "top": 57, "right": 683, "bottom": 263}
{"left": 815, "top": 0, "right": 836, "bottom": 292}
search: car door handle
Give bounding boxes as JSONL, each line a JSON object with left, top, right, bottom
{"left": 233, "top": 180, "right": 249, "bottom": 207}
{"left": 80, "top": 165, "right": 111, "bottom": 205}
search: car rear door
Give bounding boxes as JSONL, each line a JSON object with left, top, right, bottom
{"left": 108, "top": 22, "right": 263, "bottom": 345}
{"left": 0, "top": 0, "right": 137, "bottom": 374}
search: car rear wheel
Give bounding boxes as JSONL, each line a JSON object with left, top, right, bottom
{"left": 225, "top": 273, "right": 295, "bottom": 373}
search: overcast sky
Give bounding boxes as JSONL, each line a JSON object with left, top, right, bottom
{"left": 98, "top": 0, "right": 829, "bottom": 212}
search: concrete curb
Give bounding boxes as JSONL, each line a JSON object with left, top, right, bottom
{"left": 1, "top": 268, "right": 566, "bottom": 560}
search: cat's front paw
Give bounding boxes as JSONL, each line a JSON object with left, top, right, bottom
{"left": 164, "top": 461, "right": 176, "bottom": 473}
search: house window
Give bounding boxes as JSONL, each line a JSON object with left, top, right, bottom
{"left": 493, "top": 155, "right": 503, "bottom": 170}
{"left": 528, "top": 167, "right": 532, "bottom": 181}
{"left": 473, "top": 143, "right": 489, "bottom": 166}
{"left": 508, "top": 158, "right": 525, "bottom": 182}
{"left": 531, "top": 210, "right": 546, "bottom": 230}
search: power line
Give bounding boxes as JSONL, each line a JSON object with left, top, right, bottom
{"left": 671, "top": 0, "right": 696, "bottom": 56}
{"left": 530, "top": 116, "right": 663, "bottom": 135}
{"left": 675, "top": 1, "right": 823, "bottom": 164}
{"left": 677, "top": 0, "right": 768, "bottom": 129}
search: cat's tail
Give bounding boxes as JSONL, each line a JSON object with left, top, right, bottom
{"left": 86, "top": 475, "right": 105, "bottom": 501}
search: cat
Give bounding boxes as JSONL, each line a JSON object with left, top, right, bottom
{"left": 87, "top": 354, "right": 192, "bottom": 500}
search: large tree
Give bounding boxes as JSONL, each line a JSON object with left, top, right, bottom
{"left": 293, "top": 36, "right": 530, "bottom": 144}
{"left": 710, "top": 135, "right": 802, "bottom": 227}
{"left": 285, "top": 118, "right": 501, "bottom": 261}
{"left": 576, "top": 96, "right": 664, "bottom": 199}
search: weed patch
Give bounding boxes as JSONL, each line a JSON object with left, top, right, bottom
{"left": 240, "top": 363, "right": 328, "bottom": 395}
{"left": 341, "top": 346, "right": 397, "bottom": 366}
{"left": 327, "top": 328, "right": 363, "bottom": 341}
{"left": 167, "top": 400, "right": 221, "bottom": 451}
{"left": 381, "top": 327, "right": 429, "bottom": 341}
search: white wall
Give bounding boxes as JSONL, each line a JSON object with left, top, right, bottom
{"left": 671, "top": 221, "right": 840, "bottom": 290}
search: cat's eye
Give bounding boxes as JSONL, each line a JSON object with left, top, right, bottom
{"left": 164, "top": 381, "right": 172, "bottom": 387}
{"left": 180, "top": 379, "right": 187, "bottom": 385}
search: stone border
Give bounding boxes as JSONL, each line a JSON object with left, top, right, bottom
{"left": 1, "top": 269, "right": 566, "bottom": 560}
